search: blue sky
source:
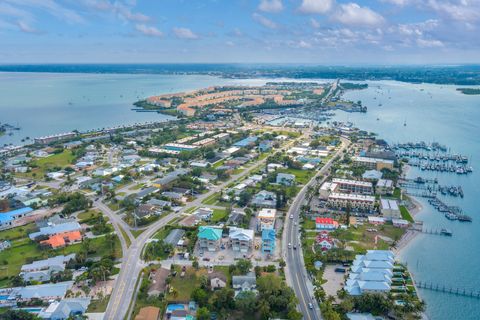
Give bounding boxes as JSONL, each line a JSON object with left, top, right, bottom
{"left": 0, "top": 0, "right": 479, "bottom": 64}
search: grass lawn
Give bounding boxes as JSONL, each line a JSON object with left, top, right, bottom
{"left": 107, "top": 202, "right": 120, "bottom": 211}
{"left": 202, "top": 192, "right": 220, "bottom": 205}
{"left": 400, "top": 205, "right": 414, "bottom": 223}
{"left": 0, "top": 223, "right": 37, "bottom": 241}
{"left": 185, "top": 206, "right": 198, "bottom": 214}
{"left": 17, "top": 150, "right": 75, "bottom": 179}
{"left": 393, "top": 187, "right": 402, "bottom": 199}
{"left": 119, "top": 226, "right": 131, "bottom": 247}
{"left": 131, "top": 229, "right": 145, "bottom": 238}
{"left": 211, "top": 208, "right": 228, "bottom": 222}
{"left": 303, "top": 219, "right": 316, "bottom": 230}
{"left": 277, "top": 168, "right": 314, "bottom": 185}
{"left": 77, "top": 209, "right": 102, "bottom": 223}
{"left": 212, "top": 159, "right": 225, "bottom": 169}
{"left": 332, "top": 223, "right": 406, "bottom": 253}
{"left": 86, "top": 296, "right": 110, "bottom": 312}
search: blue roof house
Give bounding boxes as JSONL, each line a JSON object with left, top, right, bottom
{"left": 261, "top": 228, "right": 276, "bottom": 253}
{"left": 0, "top": 207, "right": 33, "bottom": 230}
{"left": 198, "top": 226, "right": 223, "bottom": 252}
{"left": 234, "top": 136, "right": 258, "bottom": 148}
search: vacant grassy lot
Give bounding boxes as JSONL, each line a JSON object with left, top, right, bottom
{"left": 277, "top": 168, "right": 314, "bottom": 185}
{"left": 201, "top": 192, "right": 220, "bottom": 205}
{"left": 17, "top": 150, "right": 75, "bottom": 178}
{"left": 211, "top": 208, "right": 228, "bottom": 222}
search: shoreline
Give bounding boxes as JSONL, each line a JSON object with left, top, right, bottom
{"left": 393, "top": 165, "right": 423, "bottom": 255}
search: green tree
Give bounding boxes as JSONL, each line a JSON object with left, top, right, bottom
{"left": 235, "top": 291, "right": 257, "bottom": 315}
{"left": 196, "top": 307, "right": 210, "bottom": 320}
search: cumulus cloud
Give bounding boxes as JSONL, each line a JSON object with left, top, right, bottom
{"left": 173, "top": 27, "right": 199, "bottom": 39}
{"left": 425, "top": 0, "right": 480, "bottom": 23}
{"left": 252, "top": 12, "right": 277, "bottom": 29}
{"left": 258, "top": 0, "right": 283, "bottom": 13}
{"left": 135, "top": 24, "right": 163, "bottom": 37}
{"left": 333, "top": 3, "right": 385, "bottom": 26}
{"left": 416, "top": 37, "right": 443, "bottom": 47}
{"left": 82, "top": 0, "right": 149, "bottom": 23}
{"left": 298, "top": 0, "right": 334, "bottom": 14}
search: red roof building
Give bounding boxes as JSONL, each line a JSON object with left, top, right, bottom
{"left": 315, "top": 217, "right": 339, "bottom": 230}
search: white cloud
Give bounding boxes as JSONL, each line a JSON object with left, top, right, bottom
{"left": 425, "top": 0, "right": 480, "bottom": 23}
{"left": 310, "top": 18, "right": 320, "bottom": 28}
{"left": 416, "top": 37, "right": 443, "bottom": 47}
{"left": 258, "top": 0, "right": 283, "bottom": 13}
{"left": 225, "top": 41, "right": 235, "bottom": 47}
{"left": 6, "top": 0, "right": 85, "bottom": 24}
{"left": 17, "top": 20, "right": 37, "bottom": 33}
{"left": 252, "top": 13, "right": 277, "bottom": 29}
{"left": 298, "top": 0, "right": 334, "bottom": 14}
{"left": 135, "top": 24, "right": 163, "bottom": 37}
{"left": 82, "top": 0, "right": 150, "bottom": 23}
{"left": 381, "top": 0, "right": 411, "bottom": 6}
{"left": 173, "top": 27, "right": 199, "bottom": 39}
{"left": 334, "top": 3, "right": 385, "bottom": 26}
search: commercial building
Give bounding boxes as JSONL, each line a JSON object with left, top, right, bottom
{"left": 29, "top": 221, "right": 82, "bottom": 240}
{"left": 332, "top": 178, "right": 373, "bottom": 195}
{"left": 34, "top": 132, "right": 77, "bottom": 145}
{"left": 315, "top": 217, "right": 339, "bottom": 230}
{"left": 352, "top": 156, "right": 394, "bottom": 171}
{"left": 327, "top": 193, "right": 376, "bottom": 212}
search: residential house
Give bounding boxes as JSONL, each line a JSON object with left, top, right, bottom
{"left": 134, "top": 187, "right": 159, "bottom": 203}
{"left": 362, "top": 170, "right": 383, "bottom": 181}
{"left": 195, "top": 207, "right": 213, "bottom": 221}
{"left": 380, "top": 199, "right": 401, "bottom": 220}
{"left": 261, "top": 228, "right": 276, "bottom": 253}
{"left": 40, "top": 231, "right": 82, "bottom": 249}
{"left": 209, "top": 272, "right": 227, "bottom": 290}
{"left": 1, "top": 281, "right": 74, "bottom": 302}
{"left": 226, "top": 210, "right": 246, "bottom": 226}
{"left": 198, "top": 226, "right": 222, "bottom": 252}
{"left": 259, "top": 140, "right": 273, "bottom": 152}
{"left": 20, "top": 254, "right": 75, "bottom": 283}
{"left": 147, "top": 267, "right": 170, "bottom": 297}
{"left": 315, "top": 217, "right": 339, "bottom": 230}
{"left": 29, "top": 221, "right": 82, "bottom": 240}
{"left": 151, "top": 168, "right": 189, "bottom": 190}
{"left": 316, "top": 231, "right": 334, "bottom": 251}
{"left": 163, "top": 229, "right": 185, "bottom": 247}
{"left": 276, "top": 173, "right": 295, "bottom": 186}
{"left": 229, "top": 227, "right": 254, "bottom": 253}
{"left": 376, "top": 179, "right": 394, "bottom": 195}
{"left": 38, "top": 298, "right": 90, "bottom": 320}
{"left": 134, "top": 204, "right": 160, "bottom": 220}
{"left": 232, "top": 272, "right": 257, "bottom": 297}
{"left": 251, "top": 190, "right": 277, "bottom": 208}
{"left": 0, "top": 207, "right": 34, "bottom": 230}
{"left": 257, "top": 208, "right": 276, "bottom": 231}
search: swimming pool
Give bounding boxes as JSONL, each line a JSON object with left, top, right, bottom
{"left": 166, "top": 303, "right": 186, "bottom": 312}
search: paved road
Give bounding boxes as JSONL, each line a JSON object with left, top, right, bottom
{"left": 104, "top": 135, "right": 302, "bottom": 320}
{"left": 283, "top": 138, "right": 350, "bottom": 320}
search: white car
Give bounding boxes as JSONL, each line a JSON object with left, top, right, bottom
{"left": 308, "top": 303, "right": 313, "bottom": 309}
{"left": 288, "top": 243, "right": 292, "bottom": 248}
{"left": 290, "top": 214, "right": 294, "bottom": 219}
{"left": 294, "top": 221, "right": 297, "bottom": 226}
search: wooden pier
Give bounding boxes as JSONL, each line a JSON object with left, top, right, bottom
{"left": 415, "top": 280, "right": 480, "bottom": 299}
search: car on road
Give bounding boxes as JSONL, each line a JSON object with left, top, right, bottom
{"left": 294, "top": 221, "right": 297, "bottom": 226}
{"left": 288, "top": 243, "right": 292, "bottom": 249}
{"left": 290, "top": 214, "right": 294, "bottom": 219}
{"left": 293, "top": 245, "right": 297, "bottom": 250}
{"left": 203, "top": 257, "right": 210, "bottom": 261}
{"left": 308, "top": 303, "right": 313, "bottom": 309}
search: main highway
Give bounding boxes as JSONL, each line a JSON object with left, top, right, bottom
{"left": 283, "top": 137, "right": 350, "bottom": 319}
